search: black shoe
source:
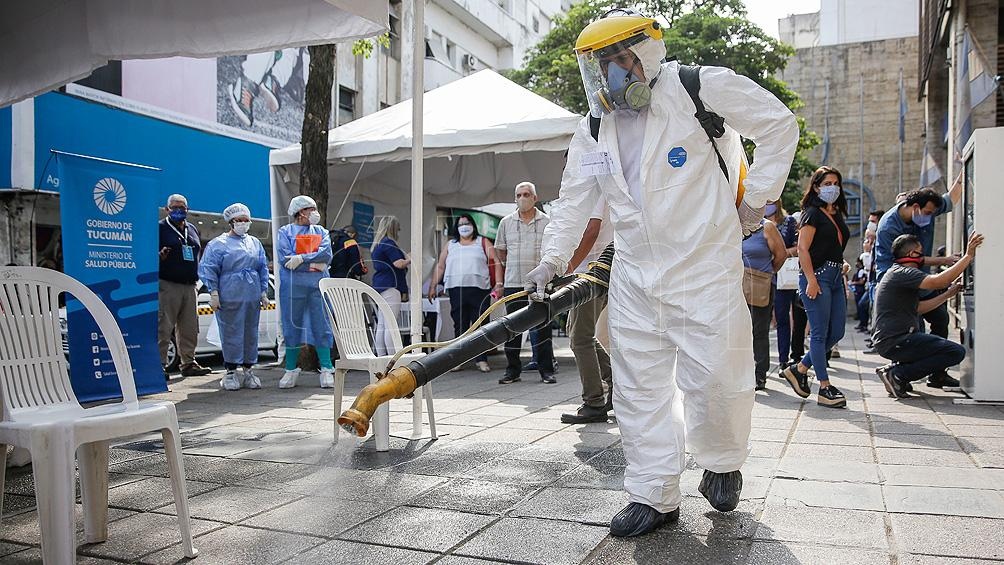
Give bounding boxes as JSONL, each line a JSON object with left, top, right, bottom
{"left": 877, "top": 366, "right": 910, "bottom": 398}
{"left": 817, "top": 385, "right": 847, "bottom": 408}
{"left": 540, "top": 373, "right": 557, "bottom": 384}
{"left": 522, "top": 361, "right": 539, "bottom": 371}
{"left": 499, "top": 372, "right": 521, "bottom": 385}
{"left": 698, "top": 470, "right": 742, "bottom": 512}
{"left": 780, "top": 366, "right": 811, "bottom": 398}
{"left": 609, "top": 503, "right": 679, "bottom": 537}
{"left": 903, "top": 381, "right": 914, "bottom": 393}
{"left": 603, "top": 390, "right": 614, "bottom": 413}
{"left": 180, "top": 363, "right": 212, "bottom": 377}
{"left": 561, "top": 404, "right": 609, "bottom": 424}
{"left": 755, "top": 377, "right": 767, "bottom": 391}
{"left": 927, "top": 373, "right": 960, "bottom": 389}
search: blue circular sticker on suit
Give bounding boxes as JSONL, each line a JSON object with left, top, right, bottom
{"left": 668, "top": 146, "right": 687, "bottom": 168}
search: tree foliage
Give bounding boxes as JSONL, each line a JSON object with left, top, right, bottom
{"left": 505, "top": 0, "right": 818, "bottom": 211}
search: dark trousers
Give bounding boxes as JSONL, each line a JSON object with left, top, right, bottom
{"left": 880, "top": 332, "right": 965, "bottom": 382}
{"left": 921, "top": 299, "right": 949, "bottom": 339}
{"left": 774, "top": 289, "right": 806, "bottom": 366}
{"left": 749, "top": 287, "right": 775, "bottom": 384}
{"left": 447, "top": 286, "right": 491, "bottom": 363}
{"left": 791, "top": 296, "right": 807, "bottom": 364}
{"left": 503, "top": 286, "right": 554, "bottom": 377}
{"left": 856, "top": 291, "right": 870, "bottom": 329}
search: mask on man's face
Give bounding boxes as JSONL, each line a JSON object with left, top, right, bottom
{"left": 168, "top": 209, "right": 187, "bottom": 222}
{"left": 517, "top": 196, "right": 535, "bottom": 212}
{"left": 911, "top": 208, "right": 933, "bottom": 227}
{"left": 866, "top": 220, "right": 878, "bottom": 233}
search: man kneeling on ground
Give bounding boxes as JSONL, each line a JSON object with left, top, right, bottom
{"left": 872, "top": 231, "right": 984, "bottom": 397}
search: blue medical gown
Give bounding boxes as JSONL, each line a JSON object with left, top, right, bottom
{"left": 277, "top": 223, "right": 334, "bottom": 348}
{"left": 198, "top": 233, "right": 269, "bottom": 364}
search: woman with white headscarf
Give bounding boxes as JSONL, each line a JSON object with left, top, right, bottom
{"left": 198, "top": 203, "right": 269, "bottom": 390}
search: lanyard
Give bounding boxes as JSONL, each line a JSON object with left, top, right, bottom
{"left": 167, "top": 221, "right": 188, "bottom": 244}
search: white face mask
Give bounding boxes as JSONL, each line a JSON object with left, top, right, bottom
{"left": 516, "top": 196, "right": 535, "bottom": 212}
{"left": 308, "top": 210, "right": 321, "bottom": 225}
{"left": 866, "top": 220, "right": 878, "bottom": 233}
{"left": 458, "top": 225, "right": 474, "bottom": 238}
{"left": 232, "top": 221, "right": 251, "bottom": 236}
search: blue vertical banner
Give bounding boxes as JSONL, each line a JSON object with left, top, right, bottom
{"left": 55, "top": 152, "right": 166, "bottom": 402}
{"left": 352, "top": 201, "right": 376, "bottom": 246}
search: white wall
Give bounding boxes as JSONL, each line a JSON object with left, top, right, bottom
{"left": 819, "top": 0, "right": 918, "bottom": 46}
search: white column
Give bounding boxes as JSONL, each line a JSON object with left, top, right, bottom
{"left": 11, "top": 99, "right": 35, "bottom": 189}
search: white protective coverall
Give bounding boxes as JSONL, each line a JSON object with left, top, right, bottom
{"left": 540, "top": 61, "right": 799, "bottom": 512}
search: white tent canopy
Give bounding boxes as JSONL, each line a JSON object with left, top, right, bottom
{"left": 268, "top": 69, "right": 581, "bottom": 281}
{"left": 1, "top": 0, "right": 385, "bottom": 108}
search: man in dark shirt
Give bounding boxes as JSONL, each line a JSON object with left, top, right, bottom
{"left": 328, "top": 225, "right": 367, "bottom": 280}
{"left": 159, "top": 194, "right": 211, "bottom": 377}
{"left": 873, "top": 232, "right": 983, "bottom": 398}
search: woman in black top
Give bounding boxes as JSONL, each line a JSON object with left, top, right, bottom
{"left": 780, "top": 166, "right": 851, "bottom": 408}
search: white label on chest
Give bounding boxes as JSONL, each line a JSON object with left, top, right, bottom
{"left": 579, "top": 150, "right": 620, "bottom": 177}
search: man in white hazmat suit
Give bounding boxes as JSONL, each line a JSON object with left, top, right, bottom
{"left": 526, "top": 9, "right": 799, "bottom": 537}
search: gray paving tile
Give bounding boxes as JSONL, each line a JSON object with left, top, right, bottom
{"left": 466, "top": 457, "right": 575, "bottom": 486}
{"left": 878, "top": 464, "right": 1004, "bottom": 490}
{"left": 666, "top": 499, "right": 761, "bottom": 540}
{"left": 748, "top": 427, "right": 790, "bottom": 442}
{"left": 107, "top": 476, "right": 220, "bottom": 512}
{"left": 512, "top": 486, "right": 627, "bottom": 525}
{"left": 339, "top": 506, "right": 495, "bottom": 553}
{"left": 2, "top": 493, "right": 34, "bottom": 516}
{"left": 746, "top": 541, "right": 890, "bottom": 565}
{"left": 533, "top": 430, "right": 621, "bottom": 450}
{"left": 876, "top": 447, "right": 976, "bottom": 467}
{"left": 281, "top": 467, "right": 445, "bottom": 502}
{"left": 456, "top": 516, "right": 607, "bottom": 565}
{"left": 781, "top": 443, "right": 875, "bottom": 463}
{"left": 141, "top": 525, "right": 323, "bottom": 565}
{"left": 584, "top": 533, "right": 750, "bottom": 565}
{"left": 0, "top": 504, "right": 134, "bottom": 546}
{"left": 754, "top": 503, "right": 887, "bottom": 549}
{"left": 0, "top": 542, "right": 32, "bottom": 558}
{"left": 767, "top": 478, "right": 885, "bottom": 511}
{"left": 77, "top": 512, "right": 221, "bottom": 561}
{"left": 883, "top": 485, "right": 1004, "bottom": 517}
{"left": 890, "top": 514, "right": 1004, "bottom": 559}
{"left": 437, "top": 556, "right": 511, "bottom": 565}
{"left": 898, "top": 554, "right": 1004, "bottom": 564}
{"left": 391, "top": 442, "right": 521, "bottom": 476}
{"left": 790, "top": 430, "right": 874, "bottom": 447}
{"left": 241, "top": 497, "right": 393, "bottom": 537}
{"left": 409, "top": 478, "right": 537, "bottom": 515}
{"left": 873, "top": 434, "right": 963, "bottom": 450}
{"left": 776, "top": 457, "right": 881, "bottom": 483}
{"left": 463, "top": 426, "right": 556, "bottom": 444}
{"left": 286, "top": 540, "right": 437, "bottom": 565}
{"left": 3, "top": 548, "right": 120, "bottom": 565}
{"left": 554, "top": 464, "right": 625, "bottom": 490}
{"left": 505, "top": 444, "right": 603, "bottom": 465}
{"left": 152, "top": 485, "right": 302, "bottom": 523}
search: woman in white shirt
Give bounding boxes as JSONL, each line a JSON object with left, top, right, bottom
{"left": 428, "top": 214, "right": 503, "bottom": 372}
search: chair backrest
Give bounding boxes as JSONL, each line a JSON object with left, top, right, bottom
{"left": 0, "top": 267, "right": 138, "bottom": 421}
{"left": 319, "top": 277, "right": 404, "bottom": 359}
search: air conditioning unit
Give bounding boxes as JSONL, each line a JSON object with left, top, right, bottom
{"left": 462, "top": 54, "right": 479, "bottom": 70}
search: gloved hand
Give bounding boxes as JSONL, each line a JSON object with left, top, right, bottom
{"left": 284, "top": 254, "right": 304, "bottom": 270}
{"left": 738, "top": 201, "right": 766, "bottom": 239}
{"left": 209, "top": 291, "right": 220, "bottom": 311}
{"left": 260, "top": 292, "right": 270, "bottom": 309}
{"left": 524, "top": 260, "right": 559, "bottom": 301}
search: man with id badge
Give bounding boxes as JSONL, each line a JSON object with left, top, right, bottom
{"left": 158, "top": 194, "right": 212, "bottom": 378}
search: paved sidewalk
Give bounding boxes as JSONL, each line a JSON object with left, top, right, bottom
{"left": 4, "top": 323, "right": 1004, "bottom": 564}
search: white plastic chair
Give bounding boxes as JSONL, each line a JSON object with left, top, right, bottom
{"left": 0, "top": 267, "right": 197, "bottom": 564}
{"left": 319, "top": 278, "right": 436, "bottom": 451}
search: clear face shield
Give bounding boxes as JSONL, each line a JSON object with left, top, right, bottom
{"left": 578, "top": 35, "right": 655, "bottom": 118}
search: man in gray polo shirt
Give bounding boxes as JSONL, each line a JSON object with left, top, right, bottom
{"left": 495, "top": 181, "right": 555, "bottom": 384}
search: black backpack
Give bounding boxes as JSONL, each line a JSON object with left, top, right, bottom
{"left": 328, "top": 230, "right": 350, "bottom": 278}
{"left": 588, "top": 64, "right": 730, "bottom": 182}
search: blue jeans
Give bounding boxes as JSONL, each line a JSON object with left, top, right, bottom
{"left": 799, "top": 263, "right": 847, "bottom": 383}
{"left": 774, "top": 289, "right": 797, "bottom": 366}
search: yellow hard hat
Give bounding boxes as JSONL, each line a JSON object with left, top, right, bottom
{"left": 574, "top": 14, "right": 663, "bottom": 55}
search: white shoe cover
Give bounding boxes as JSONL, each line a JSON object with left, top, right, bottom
{"left": 221, "top": 371, "right": 241, "bottom": 391}
{"left": 243, "top": 368, "right": 261, "bottom": 389}
{"left": 279, "top": 368, "right": 301, "bottom": 389}
{"left": 319, "top": 369, "right": 335, "bottom": 389}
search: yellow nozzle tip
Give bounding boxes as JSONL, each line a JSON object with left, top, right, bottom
{"left": 337, "top": 409, "right": 370, "bottom": 437}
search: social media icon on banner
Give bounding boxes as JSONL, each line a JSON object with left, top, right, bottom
{"left": 92, "top": 346, "right": 100, "bottom": 354}
{"left": 94, "top": 371, "right": 103, "bottom": 379}
{"left": 91, "top": 333, "right": 99, "bottom": 341}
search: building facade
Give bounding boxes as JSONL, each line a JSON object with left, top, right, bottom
{"left": 779, "top": 0, "right": 926, "bottom": 239}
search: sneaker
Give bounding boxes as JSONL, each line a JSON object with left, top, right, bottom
{"left": 755, "top": 377, "right": 767, "bottom": 391}
{"left": 780, "top": 365, "right": 811, "bottom": 398}
{"left": 830, "top": 347, "right": 841, "bottom": 359}
{"left": 242, "top": 368, "right": 261, "bottom": 390}
{"left": 817, "top": 385, "right": 847, "bottom": 408}
{"left": 522, "top": 361, "right": 539, "bottom": 371}
{"left": 476, "top": 361, "right": 491, "bottom": 373}
{"left": 319, "top": 369, "right": 335, "bottom": 389}
{"left": 499, "top": 372, "right": 521, "bottom": 385}
{"left": 540, "top": 373, "right": 557, "bottom": 384}
{"left": 927, "top": 373, "right": 960, "bottom": 389}
{"left": 877, "top": 366, "right": 910, "bottom": 398}
{"left": 279, "top": 368, "right": 301, "bottom": 389}
{"left": 259, "top": 74, "right": 282, "bottom": 113}
{"left": 228, "top": 78, "right": 254, "bottom": 127}
{"left": 180, "top": 363, "right": 212, "bottom": 377}
{"left": 561, "top": 404, "right": 609, "bottom": 424}
{"left": 220, "top": 371, "right": 241, "bottom": 391}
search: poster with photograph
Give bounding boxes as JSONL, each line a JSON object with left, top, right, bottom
{"left": 217, "top": 48, "right": 311, "bottom": 144}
